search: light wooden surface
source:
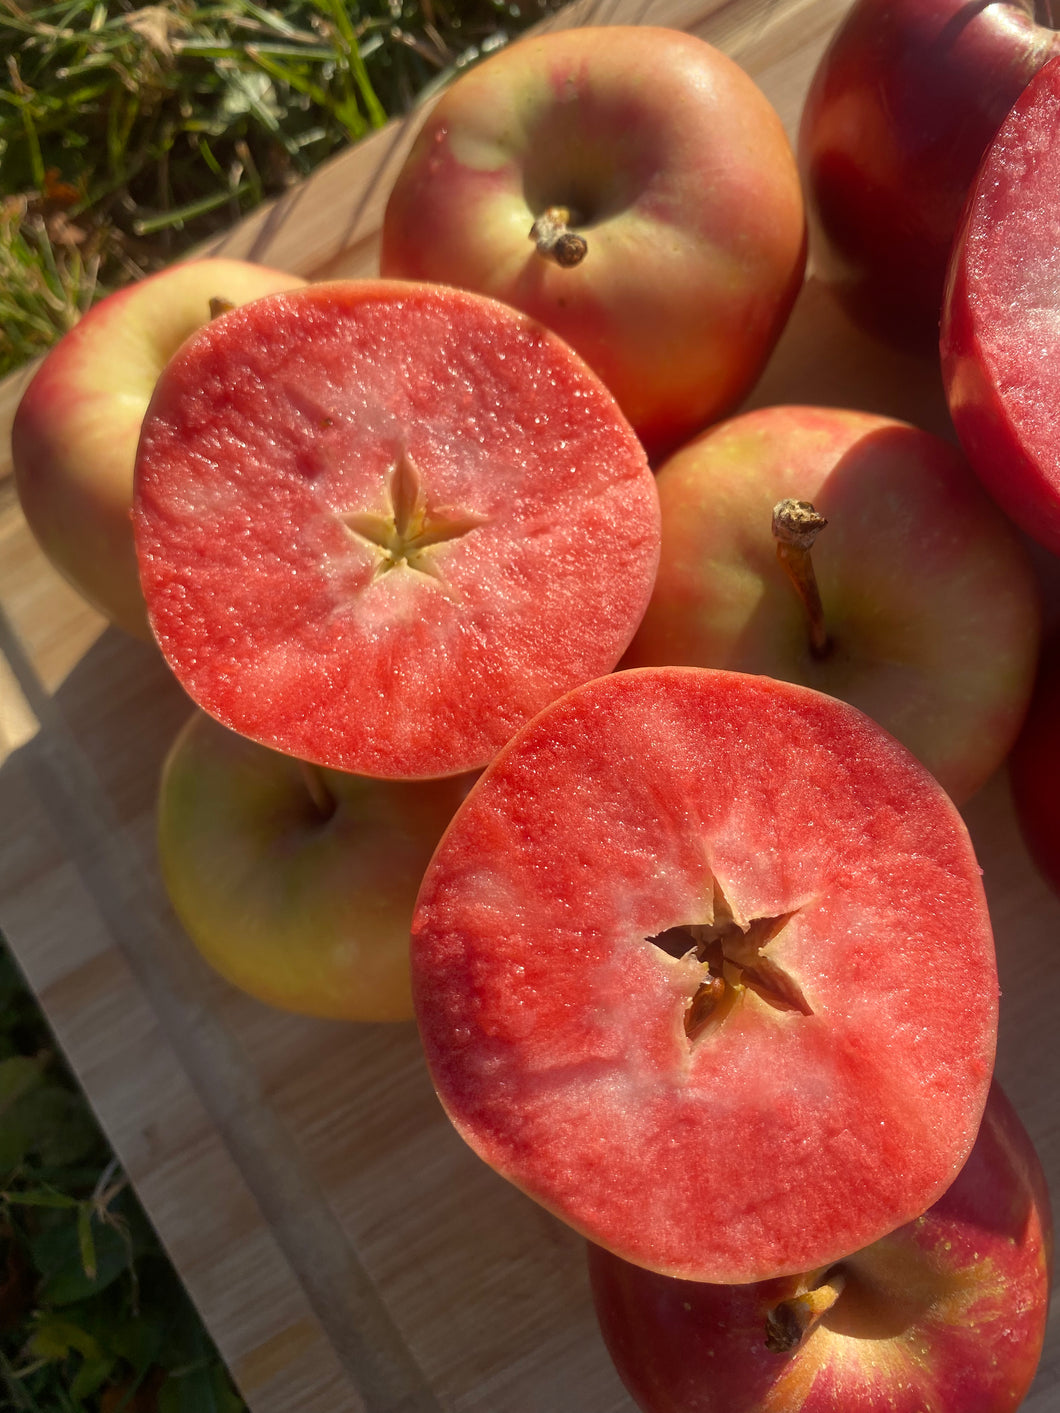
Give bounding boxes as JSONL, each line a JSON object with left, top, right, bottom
{"left": 2, "top": 0, "right": 1059, "bottom": 1409}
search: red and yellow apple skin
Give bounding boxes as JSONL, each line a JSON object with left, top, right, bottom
{"left": 12, "top": 258, "right": 307, "bottom": 640}
{"left": 411, "top": 666, "right": 998, "bottom": 1285}
{"left": 1009, "top": 635, "right": 1060, "bottom": 901}
{"left": 158, "top": 710, "right": 475, "bottom": 1021}
{"left": 799, "top": 0, "right": 1060, "bottom": 351}
{"left": 589, "top": 1081, "right": 1052, "bottom": 1413}
{"left": 621, "top": 405, "right": 1041, "bottom": 804}
{"left": 380, "top": 26, "right": 806, "bottom": 459}
{"left": 941, "top": 55, "right": 1060, "bottom": 557}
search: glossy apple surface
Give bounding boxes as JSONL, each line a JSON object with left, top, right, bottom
{"left": 620, "top": 404, "right": 1041, "bottom": 804}
{"left": 381, "top": 26, "right": 805, "bottom": 458}
{"left": 800, "top": 0, "right": 1060, "bottom": 350}
{"left": 411, "top": 666, "right": 998, "bottom": 1284}
{"left": 1009, "top": 633, "right": 1060, "bottom": 899}
{"left": 941, "top": 55, "right": 1060, "bottom": 556}
{"left": 158, "top": 710, "right": 475, "bottom": 1020}
{"left": 12, "top": 258, "right": 307, "bottom": 638}
{"left": 589, "top": 1081, "right": 1052, "bottom": 1413}
{"left": 133, "top": 279, "right": 659, "bottom": 779}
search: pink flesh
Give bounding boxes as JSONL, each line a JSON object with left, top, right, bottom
{"left": 942, "top": 55, "right": 1060, "bottom": 549}
{"left": 411, "top": 667, "right": 998, "bottom": 1283}
{"left": 133, "top": 280, "right": 658, "bottom": 778}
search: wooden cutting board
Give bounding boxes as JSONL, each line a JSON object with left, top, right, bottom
{"left": 2, "top": 0, "right": 1059, "bottom": 1408}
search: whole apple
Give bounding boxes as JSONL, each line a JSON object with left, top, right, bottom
{"left": 380, "top": 26, "right": 806, "bottom": 458}
{"left": 133, "top": 279, "right": 660, "bottom": 779}
{"left": 940, "top": 54, "right": 1060, "bottom": 556}
{"left": 12, "top": 258, "right": 307, "bottom": 639}
{"left": 620, "top": 404, "right": 1041, "bottom": 804}
{"left": 799, "top": 0, "right": 1060, "bottom": 350}
{"left": 158, "top": 710, "right": 476, "bottom": 1021}
{"left": 411, "top": 666, "right": 998, "bottom": 1285}
{"left": 589, "top": 1080, "right": 1052, "bottom": 1413}
{"left": 1009, "top": 633, "right": 1060, "bottom": 900}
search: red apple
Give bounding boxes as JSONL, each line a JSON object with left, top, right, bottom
{"left": 380, "top": 26, "right": 806, "bottom": 458}
{"left": 410, "top": 666, "right": 998, "bottom": 1285}
{"left": 799, "top": 0, "right": 1060, "bottom": 350}
{"left": 11, "top": 258, "right": 307, "bottom": 638}
{"left": 158, "top": 710, "right": 474, "bottom": 1021}
{"left": 132, "top": 279, "right": 660, "bottom": 780}
{"left": 589, "top": 1080, "right": 1052, "bottom": 1413}
{"left": 620, "top": 405, "right": 1041, "bottom": 804}
{"left": 1009, "top": 633, "right": 1060, "bottom": 900}
{"left": 941, "top": 54, "right": 1060, "bottom": 556}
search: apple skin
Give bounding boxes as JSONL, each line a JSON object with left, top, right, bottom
{"left": 589, "top": 1081, "right": 1052, "bottom": 1413}
{"left": 620, "top": 404, "right": 1041, "bottom": 804}
{"left": 12, "top": 258, "right": 307, "bottom": 639}
{"left": 799, "top": 0, "right": 1060, "bottom": 351}
{"left": 380, "top": 26, "right": 806, "bottom": 459}
{"left": 1009, "top": 633, "right": 1060, "bottom": 900}
{"left": 411, "top": 666, "right": 998, "bottom": 1285}
{"left": 940, "top": 54, "right": 1060, "bottom": 557}
{"left": 157, "top": 709, "right": 476, "bottom": 1021}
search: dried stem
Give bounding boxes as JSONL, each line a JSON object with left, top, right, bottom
{"left": 529, "top": 206, "right": 588, "bottom": 267}
{"left": 772, "top": 498, "right": 830, "bottom": 659}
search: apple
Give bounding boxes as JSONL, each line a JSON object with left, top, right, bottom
{"left": 619, "top": 404, "right": 1041, "bottom": 804}
{"left": 132, "top": 278, "right": 660, "bottom": 780}
{"left": 157, "top": 709, "right": 475, "bottom": 1021}
{"left": 1009, "top": 633, "right": 1060, "bottom": 900}
{"left": 410, "top": 666, "right": 998, "bottom": 1285}
{"left": 11, "top": 258, "right": 308, "bottom": 639}
{"left": 588, "top": 1080, "right": 1052, "bottom": 1413}
{"left": 379, "top": 26, "right": 806, "bottom": 458}
{"left": 940, "top": 54, "right": 1060, "bottom": 557}
{"left": 799, "top": 0, "right": 1060, "bottom": 350}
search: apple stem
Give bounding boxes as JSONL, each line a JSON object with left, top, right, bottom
{"left": 529, "top": 206, "right": 588, "bottom": 267}
{"left": 298, "top": 759, "right": 336, "bottom": 820}
{"left": 765, "top": 1269, "right": 846, "bottom": 1353}
{"left": 772, "top": 499, "right": 830, "bottom": 659}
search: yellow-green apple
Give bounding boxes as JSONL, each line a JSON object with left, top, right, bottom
{"left": 132, "top": 279, "right": 660, "bottom": 780}
{"left": 589, "top": 1080, "right": 1052, "bottom": 1413}
{"left": 799, "top": 0, "right": 1060, "bottom": 350}
{"left": 12, "top": 258, "right": 307, "bottom": 639}
{"left": 1009, "top": 633, "right": 1060, "bottom": 900}
{"left": 941, "top": 55, "right": 1060, "bottom": 556}
{"left": 620, "top": 405, "right": 1041, "bottom": 804}
{"left": 158, "top": 709, "right": 475, "bottom": 1020}
{"left": 411, "top": 666, "right": 998, "bottom": 1284}
{"left": 380, "top": 26, "right": 806, "bottom": 458}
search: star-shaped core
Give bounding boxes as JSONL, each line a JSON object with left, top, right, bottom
{"left": 339, "top": 448, "right": 484, "bottom": 588}
{"left": 649, "top": 877, "right": 810, "bottom": 1043}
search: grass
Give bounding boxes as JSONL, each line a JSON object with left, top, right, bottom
{"left": 0, "top": 1, "right": 568, "bottom": 1407}
{"left": 0, "top": 0, "right": 566, "bottom": 380}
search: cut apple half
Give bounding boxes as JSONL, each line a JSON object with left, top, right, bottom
{"left": 132, "top": 279, "right": 659, "bottom": 779}
{"left": 411, "top": 667, "right": 999, "bottom": 1283}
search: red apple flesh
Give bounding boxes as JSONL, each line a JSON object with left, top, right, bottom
{"left": 941, "top": 54, "right": 1060, "bottom": 556}
{"left": 380, "top": 26, "right": 806, "bottom": 458}
{"left": 1009, "top": 633, "right": 1060, "bottom": 900}
{"left": 620, "top": 405, "right": 1041, "bottom": 803}
{"left": 12, "top": 258, "right": 307, "bottom": 638}
{"left": 799, "top": 0, "right": 1060, "bottom": 350}
{"left": 411, "top": 666, "right": 998, "bottom": 1284}
{"left": 158, "top": 710, "right": 474, "bottom": 1021}
{"left": 589, "top": 1081, "right": 1052, "bottom": 1413}
{"left": 132, "top": 279, "right": 660, "bottom": 780}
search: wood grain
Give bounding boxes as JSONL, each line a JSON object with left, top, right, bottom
{"left": 2, "top": 0, "right": 1059, "bottom": 1409}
